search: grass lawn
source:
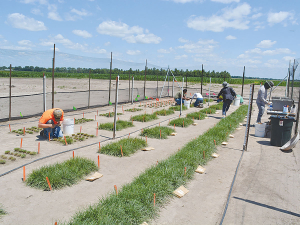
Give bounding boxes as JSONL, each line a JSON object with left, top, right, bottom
{"left": 26, "top": 157, "right": 98, "bottom": 190}
{"left": 99, "top": 120, "right": 134, "bottom": 131}
{"left": 99, "top": 138, "right": 147, "bottom": 157}
{"left": 140, "top": 126, "right": 175, "bottom": 139}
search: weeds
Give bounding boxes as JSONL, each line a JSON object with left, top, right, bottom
{"left": 26, "top": 157, "right": 98, "bottom": 190}
{"left": 99, "top": 112, "right": 122, "bottom": 117}
{"left": 75, "top": 118, "right": 94, "bottom": 124}
{"left": 125, "top": 108, "right": 142, "bottom": 112}
{"left": 141, "top": 126, "right": 175, "bottom": 139}
{"left": 100, "top": 138, "right": 147, "bottom": 157}
{"left": 186, "top": 112, "right": 206, "bottom": 120}
{"left": 200, "top": 107, "right": 216, "bottom": 114}
{"left": 99, "top": 120, "right": 134, "bottom": 131}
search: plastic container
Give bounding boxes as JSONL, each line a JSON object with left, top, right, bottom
{"left": 255, "top": 123, "right": 266, "bottom": 137}
{"left": 184, "top": 100, "right": 190, "bottom": 109}
{"left": 270, "top": 116, "right": 295, "bottom": 147}
{"left": 233, "top": 97, "right": 240, "bottom": 106}
{"left": 283, "top": 105, "right": 288, "bottom": 113}
{"left": 63, "top": 119, "right": 74, "bottom": 135}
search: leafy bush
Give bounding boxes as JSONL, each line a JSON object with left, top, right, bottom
{"left": 100, "top": 138, "right": 147, "bottom": 157}
{"left": 141, "top": 126, "right": 175, "bottom": 139}
{"left": 26, "top": 157, "right": 98, "bottom": 190}
{"left": 99, "top": 120, "right": 134, "bottom": 131}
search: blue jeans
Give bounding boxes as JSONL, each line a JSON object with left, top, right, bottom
{"left": 256, "top": 102, "right": 265, "bottom": 123}
{"left": 175, "top": 98, "right": 183, "bottom": 105}
{"left": 222, "top": 99, "right": 232, "bottom": 116}
{"left": 194, "top": 98, "right": 203, "bottom": 107}
{"left": 43, "top": 120, "right": 63, "bottom": 138}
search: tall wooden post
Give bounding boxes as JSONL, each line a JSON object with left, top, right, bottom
{"left": 9, "top": 64, "right": 12, "bottom": 121}
{"left": 52, "top": 44, "right": 55, "bottom": 109}
{"left": 201, "top": 64, "right": 203, "bottom": 95}
{"left": 88, "top": 69, "right": 91, "bottom": 109}
{"left": 291, "top": 59, "right": 295, "bottom": 99}
{"left": 241, "top": 66, "right": 245, "bottom": 97}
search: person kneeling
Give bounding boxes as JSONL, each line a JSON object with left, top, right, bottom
{"left": 38, "top": 108, "right": 64, "bottom": 139}
{"left": 190, "top": 92, "right": 203, "bottom": 108}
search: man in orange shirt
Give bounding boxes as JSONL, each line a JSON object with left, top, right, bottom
{"left": 38, "top": 108, "right": 64, "bottom": 139}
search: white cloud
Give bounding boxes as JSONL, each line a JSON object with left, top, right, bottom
{"left": 178, "top": 38, "right": 189, "bottom": 43}
{"left": 226, "top": 35, "right": 236, "bottom": 40}
{"left": 252, "top": 13, "right": 262, "bottom": 19}
{"left": 157, "top": 47, "right": 174, "bottom": 53}
{"left": 178, "top": 39, "right": 218, "bottom": 54}
{"left": 211, "top": 0, "right": 239, "bottom": 3}
{"left": 96, "top": 21, "right": 162, "bottom": 44}
{"left": 175, "top": 54, "right": 188, "bottom": 59}
{"left": 66, "top": 8, "right": 91, "bottom": 21}
{"left": 104, "top": 42, "right": 110, "bottom": 46}
{"left": 71, "top": 8, "right": 89, "bottom": 16}
{"left": 126, "top": 50, "right": 141, "bottom": 55}
{"left": 267, "top": 11, "right": 295, "bottom": 25}
{"left": 31, "top": 8, "right": 43, "bottom": 16}
{"left": 20, "top": 0, "right": 48, "bottom": 4}
{"left": 262, "top": 48, "right": 292, "bottom": 55}
{"left": 187, "top": 3, "right": 251, "bottom": 32}
{"left": 48, "top": 4, "right": 62, "bottom": 21}
{"left": 253, "top": 21, "right": 265, "bottom": 31}
{"left": 166, "top": 0, "right": 204, "bottom": 3}
{"left": 18, "top": 40, "right": 35, "bottom": 47}
{"left": 7, "top": 13, "right": 47, "bottom": 31}
{"left": 256, "top": 40, "right": 276, "bottom": 48}
{"left": 72, "top": 30, "right": 92, "bottom": 38}
{"left": 283, "top": 56, "right": 294, "bottom": 61}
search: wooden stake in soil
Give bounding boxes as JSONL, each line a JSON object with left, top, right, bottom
{"left": 98, "top": 155, "right": 100, "bottom": 168}
{"left": 48, "top": 132, "right": 50, "bottom": 142}
{"left": 214, "top": 140, "right": 216, "bottom": 146}
{"left": 9, "top": 124, "right": 11, "bottom": 132}
{"left": 114, "top": 185, "right": 118, "bottom": 195}
{"left": 154, "top": 193, "right": 156, "bottom": 206}
{"left": 184, "top": 167, "right": 186, "bottom": 175}
{"left": 203, "top": 151, "right": 205, "bottom": 159}
{"left": 120, "top": 145, "right": 123, "bottom": 157}
{"left": 20, "top": 138, "right": 23, "bottom": 148}
{"left": 64, "top": 136, "right": 68, "bottom": 146}
{"left": 95, "top": 115, "right": 96, "bottom": 120}
{"left": 23, "top": 127, "right": 25, "bottom": 135}
{"left": 183, "top": 120, "right": 185, "bottom": 127}
{"left": 23, "top": 166, "right": 25, "bottom": 181}
{"left": 38, "top": 142, "right": 40, "bottom": 154}
{"left": 99, "top": 142, "right": 101, "bottom": 152}
{"left": 80, "top": 126, "right": 82, "bottom": 133}
{"left": 46, "top": 177, "right": 52, "bottom": 191}
{"left": 128, "top": 133, "right": 130, "bottom": 138}
{"left": 72, "top": 151, "right": 74, "bottom": 158}
{"left": 97, "top": 110, "right": 98, "bottom": 115}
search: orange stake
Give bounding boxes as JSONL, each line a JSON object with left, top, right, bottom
{"left": 114, "top": 185, "right": 118, "bottom": 195}
{"left": 23, "top": 127, "right": 25, "bottom": 135}
{"left": 160, "top": 130, "right": 161, "bottom": 139}
{"left": 38, "top": 142, "right": 40, "bottom": 154}
{"left": 184, "top": 167, "right": 186, "bottom": 175}
{"left": 20, "top": 138, "right": 23, "bottom": 148}
{"left": 23, "top": 166, "right": 26, "bottom": 181}
{"left": 64, "top": 136, "right": 68, "bottom": 146}
{"left": 128, "top": 133, "right": 130, "bottom": 139}
{"left": 154, "top": 193, "right": 156, "bottom": 206}
{"left": 98, "top": 155, "right": 100, "bottom": 168}
{"left": 214, "top": 140, "right": 216, "bottom": 146}
{"left": 9, "top": 124, "right": 11, "bottom": 132}
{"left": 80, "top": 126, "right": 82, "bottom": 133}
{"left": 97, "top": 110, "right": 98, "bottom": 115}
{"left": 55, "top": 222, "right": 57, "bottom": 225}
{"left": 72, "top": 151, "right": 74, "bottom": 158}
{"left": 95, "top": 115, "right": 96, "bottom": 120}
{"left": 120, "top": 145, "right": 123, "bottom": 157}
{"left": 46, "top": 177, "right": 52, "bottom": 191}
{"left": 96, "top": 128, "right": 98, "bottom": 136}
{"left": 99, "top": 142, "right": 101, "bottom": 152}
{"left": 48, "top": 132, "right": 50, "bottom": 141}
{"left": 183, "top": 120, "right": 185, "bottom": 127}
{"left": 83, "top": 112, "right": 84, "bottom": 118}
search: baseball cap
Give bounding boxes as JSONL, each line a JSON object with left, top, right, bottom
{"left": 53, "top": 109, "right": 62, "bottom": 121}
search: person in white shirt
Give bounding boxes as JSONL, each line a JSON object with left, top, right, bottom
{"left": 190, "top": 92, "right": 203, "bottom": 107}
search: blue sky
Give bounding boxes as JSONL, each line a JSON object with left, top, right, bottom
{"left": 0, "top": 0, "right": 299, "bottom": 79}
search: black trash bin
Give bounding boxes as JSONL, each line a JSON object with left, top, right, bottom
{"left": 270, "top": 116, "right": 295, "bottom": 147}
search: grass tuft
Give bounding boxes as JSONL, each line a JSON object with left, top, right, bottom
{"left": 131, "top": 114, "right": 158, "bottom": 122}
{"left": 99, "top": 120, "right": 134, "bottom": 131}
{"left": 26, "top": 157, "right": 98, "bottom": 190}
{"left": 75, "top": 118, "right": 94, "bottom": 124}
{"left": 125, "top": 108, "right": 142, "bottom": 112}
{"left": 154, "top": 109, "right": 175, "bottom": 116}
{"left": 141, "top": 126, "right": 175, "bottom": 139}
{"left": 186, "top": 111, "right": 206, "bottom": 120}
{"left": 199, "top": 107, "right": 216, "bottom": 114}
{"left": 169, "top": 105, "right": 187, "bottom": 111}
{"left": 99, "top": 112, "right": 122, "bottom": 117}
{"left": 169, "top": 118, "right": 194, "bottom": 127}
{"left": 209, "top": 102, "right": 223, "bottom": 110}
{"left": 100, "top": 138, "right": 147, "bottom": 157}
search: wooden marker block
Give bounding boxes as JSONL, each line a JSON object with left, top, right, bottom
{"left": 236, "top": 127, "right": 242, "bottom": 130}
{"left": 141, "top": 147, "right": 155, "bottom": 151}
{"left": 205, "top": 117, "right": 209, "bottom": 119}
{"left": 192, "top": 123, "right": 197, "bottom": 126}
{"left": 170, "top": 132, "right": 177, "bottom": 136}
{"left": 239, "top": 123, "right": 243, "bottom": 126}
{"left": 215, "top": 111, "right": 219, "bottom": 114}
{"left": 195, "top": 165, "right": 206, "bottom": 174}
{"left": 86, "top": 172, "right": 103, "bottom": 181}
{"left": 211, "top": 153, "right": 219, "bottom": 158}
{"left": 229, "top": 134, "right": 234, "bottom": 138}
{"left": 141, "top": 222, "right": 149, "bottom": 225}
{"left": 221, "top": 142, "right": 228, "bottom": 145}
{"left": 173, "top": 186, "right": 189, "bottom": 198}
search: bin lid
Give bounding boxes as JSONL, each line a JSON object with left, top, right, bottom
{"left": 270, "top": 115, "right": 296, "bottom": 121}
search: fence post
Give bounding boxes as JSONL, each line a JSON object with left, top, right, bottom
{"left": 88, "top": 69, "right": 91, "bottom": 109}
{"left": 201, "top": 64, "right": 203, "bottom": 95}
{"left": 52, "top": 44, "right": 55, "bottom": 109}
{"left": 113, "top": 76, "right": 119, "bottom": 139}
{"left": 129, "top": 69, "right": 131, "bottom": 102}
{"left": 131, "top": 76, "right": 134, "bottom": 104}
{"left": 109, "top": 52, "right": 112, "bottom": 105}
{"left": 9, "top": 64, "right": 12, "bottom": 121}
{"left": 241, "top": 66, "right": 245, "bottom": 97}
{"left": 144, "top": 59, "right": 147, "bottom": 100}
{"left": 43, "top": 73, "right": 46, "bottom": 112}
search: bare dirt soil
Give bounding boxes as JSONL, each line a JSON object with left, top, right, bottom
{"left": 0, "top": 78, "right": 299, "bottom": 225}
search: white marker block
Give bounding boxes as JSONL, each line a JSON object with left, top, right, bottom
{"left": 192, "top": 123, "right": 198, "bottom": 126}
{"left": 221, "top": 142, "right": 228, "bottom": 145}
{"left": 170, "top": 133, "right": 177, "bottom": 136}
{"left": 229, "top": 134, "right": 234, "bottom": 138}
{"left": 173, "top": 186, "right": 189, "bottom": 198}
{"left": 195, "top": 165, "right": 206, "bottom": 174}
{"left": 86, "top": 172, "right": 103, "bottom": 181}
{"left": 141, "top": 147, "right": 155, "bottom": 151}
{"left": 211, "top": 153, "right": 219, "bottom": 158}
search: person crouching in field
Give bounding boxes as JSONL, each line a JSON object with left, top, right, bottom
{"left": 174, "top": 89, "right": 189, "bottom": 105}
{"left": 190, "top": 92, "right": 203, "bottom": 108}
{"left": 38, "top": 108, "right": 64, "bottom": 139}
{"left": 217, "top": 82, "right": 236, "bottom": 118}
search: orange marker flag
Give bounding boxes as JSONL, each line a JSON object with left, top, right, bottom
{"left": 9, "top": 124, "right": 11, "bottom": 132}
{"left": 184, "top": 167, "right": 186, "bottom": 175}
{"left": 114, "top": 185, "right": 118, "bottom": 195}
{"left": 20, "top": 138, "right": 23, "bottom": 148}
{"left": 23, "top": 166, "right": 26, "bottom": 181}
{"left": 64, "top": 136, "right": 68, "bottom": 146}
{"left": 120, "top": 145, "right": 123, "bottom": 157}
{"left": 98, "top": 155, "right": 100, "bottom": 168}
{"left": 99, "top": 142, "right": 101, "bottom": 152}
{"left": 48, "top": 132, "right": 50, "bottom": 142}
{"left": 72, "top": 151, "right": 74, "bottom": 158}
{"left": 38, "top": 142, "right": 40, "bottom": 154}
{"left": 46, "top": 177, "right": 52, "bottom": 191}
{"left": 154, "top": 193, "right": 156, "bottom": 206}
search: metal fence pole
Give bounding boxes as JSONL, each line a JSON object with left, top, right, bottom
{"left": 9, "top": 64, "right": 11, "bottom": 121}
{"left": 241, "top": 66, "right": 245, "bottom": 97}
{"left": 131, "top": 76, "right": 134, "bottom": 104}
{"left": 109, "top": 52, "right": 112, "bottom": 105}
{"left": 243, "top": 83, "right": 255, "bottom": 151}
{"left": 295, "top": 88, "right": 300, "bottom": 135}
{"left": 208, "top": 77, "right": 211, "bottom": 106}
{"left": 88, "top": 69, "right": 91, "bottom": 109}
{"left": 172, "top": 76, "right": 174, "bottom": 98}
{"left": 291, "top": 59, "right": 295, "bottom": 100}
{"left": 287, "top": 60, "right": 291, "bottom": 97}
{"left": 52, "top": 44, "right": 55, "bottom": 109}
{"left": 113, "top": 76, "right": 119, "bottom": 139}
{"left": 144, "top": 59, "right": 147, "bottom": 100}
{"left": 201, "top": 64, "right": 203, "bottom": 95}
{"left": 43, "top": 73, "right": 46, "bottom": 112}
{"left": 180, "top": 78, "right": 183, "bottom": 116}
{"left": 129, "top": 70, "right": 131, "bottom": 102}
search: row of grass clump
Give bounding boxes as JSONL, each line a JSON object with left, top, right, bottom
{"left": 75, "top": 118, "right": 94, "bottom": 124}
{"left": 99, "top": 138, "right": 147, "bottom": 157}
{"left": 0, "top": 206, "right": 5, "bottom": 217}
{"left": 99, "top": 120, "right": 134, "bottom": 131}
{"left": 26, "top": 157, "right": 98, "bottom": 191}
{"left": 11, "top": 126, "right": 42, "bottom": 135}
{"left": 99, "top": 112, "right": 123, "bottom": 117}
{"left": 66, "top": 104, "right": 248, "bottom": 225}
{"left": 140, "top": 126, "right": 175, "bottom": 139}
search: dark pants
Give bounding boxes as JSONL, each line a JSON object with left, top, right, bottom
{"left": 42, "top": 120, "right": 63, "bottom": 138}
{"left": 222, "top": 99, "right": 233, "bottom": 116}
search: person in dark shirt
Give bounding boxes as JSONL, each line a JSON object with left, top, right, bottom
{"left": 217, "top": 82, "right": 236, "bottom": 118}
